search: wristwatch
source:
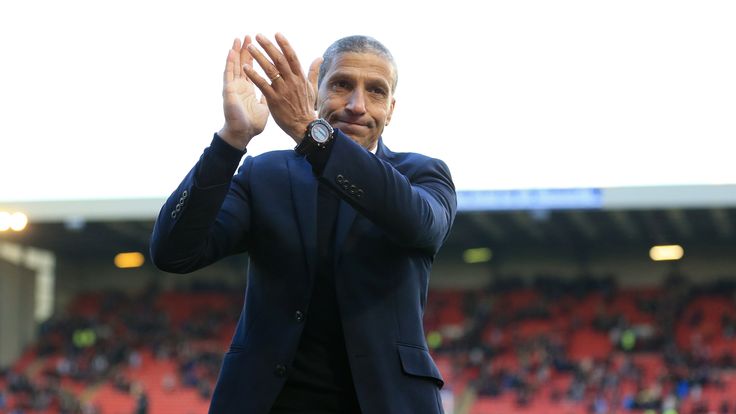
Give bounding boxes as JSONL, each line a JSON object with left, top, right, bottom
{"left": 295, "top": 118, "right": 334, "bottom": 156}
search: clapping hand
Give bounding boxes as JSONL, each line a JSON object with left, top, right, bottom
{"left": 218, "top": 36, "right": 269, "bottom": 150}
{"left": 243, "top": 33, "right": 323, "bottom": 144}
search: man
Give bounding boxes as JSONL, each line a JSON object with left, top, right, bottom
{"left": 150, "top": 33, "right": 456, "bottom": 414}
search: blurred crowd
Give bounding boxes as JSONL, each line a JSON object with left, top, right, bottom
{"left": 427, "top": 273, "right": 736, "bottom": 414}
{"left": 1, "top": 282, "right": 239, "bottom": 414}
{"left": 3, "top": 275, "right": 736, "bottom": 413}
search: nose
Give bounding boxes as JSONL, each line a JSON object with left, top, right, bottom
{"left": 345, "top": 88, "right": 367, "bottom": 114}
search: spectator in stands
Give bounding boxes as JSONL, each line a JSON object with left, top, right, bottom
{"left": 134, "top": 388, "right": 149, "bottom": 414}
{"left": 162, "top": 372, "right": 176, "bottom": 393}
{"left": 150, "top": 33, "right": 456, "bottom": 414}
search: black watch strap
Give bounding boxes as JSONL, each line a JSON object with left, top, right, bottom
{"left": 295, "top": 119, "right": 334, "bottom": 156}
{"left": 294, "top": 136, "right": 316, "bottom": 155}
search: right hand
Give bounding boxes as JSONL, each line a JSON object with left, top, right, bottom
{"left": 218, "top": 36, "right": 269, "bottom": 150}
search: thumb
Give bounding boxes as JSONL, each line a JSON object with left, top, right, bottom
{"left": 308, "top": 57, "right": 323, "bottom": 103}
{"left": 308, "top": 57, "right": 323, "bottom": 87}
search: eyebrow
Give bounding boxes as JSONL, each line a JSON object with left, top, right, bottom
{"left": 327, "top": 71, "right": 392, "bottom": 90}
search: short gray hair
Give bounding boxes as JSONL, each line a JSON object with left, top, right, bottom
{"left": 318, "top": 35, "right": 398, "bottom": 92}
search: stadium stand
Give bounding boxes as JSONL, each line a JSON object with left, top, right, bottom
{"left": 3, "top": 273, "right": 736, "bottom": 414}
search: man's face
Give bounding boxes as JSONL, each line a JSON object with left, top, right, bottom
{"left": 316, "top": 52, "right": 396, "bottom": 151}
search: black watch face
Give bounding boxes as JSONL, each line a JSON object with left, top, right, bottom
{"left": 312, "top": 123, "right": 331, "bottom": 143}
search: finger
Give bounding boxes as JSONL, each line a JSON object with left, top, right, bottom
{"left": 255, "top": 34, "right": 292, "bottom": 78}
{"left": 232, "top": 38, "right": 242, "bottom": 79}
{"left": 224, "top": 50, "right": 235, "bottom": 83}
{"left": 243, "top": 63, "right": 273, "bottom": 98}
{"left": 240, "top": 35, "right": 253, "bottom": 70}
{"left": 274, "top": 33, "right": 304, "bottom": 78}
{"left": 308, "top": 57, "right": 323, "bottom": 92}
{"left": 247, "top": 43, "right": 281, "bottom": 82}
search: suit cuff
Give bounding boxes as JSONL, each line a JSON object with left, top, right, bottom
{"left": 195, "top": 133, "right": 247, "bottom": 188}
{"left": 305, "top": 131, "right": 338, "bottom": 175}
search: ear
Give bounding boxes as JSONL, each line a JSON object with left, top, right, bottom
{"left": 307, "top": 57, "right": 323, "bottom": 111}
{"left": 385, "top": 98, "right": 396, "bottom": 126}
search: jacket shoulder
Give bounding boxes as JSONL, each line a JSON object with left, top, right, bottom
{"left": 240, "top": 149, "right": 296, "bottom": 169}
{"left": 249, "top": 149, "right": 295, "bottom": 162}
{"left": 385, "top": 150, "right": 452, "bottom": 178}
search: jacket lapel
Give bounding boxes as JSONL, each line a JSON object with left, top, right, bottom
{"left": 375, "top": 137, "right": 394, "bottom": 160}
{"left": 289, "top": 138, "right": 395, "bottom": 270}
{"left": 287, "top": 155, "right": 317, "bottom": 276}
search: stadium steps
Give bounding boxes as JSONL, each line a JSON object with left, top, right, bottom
{"left": 90, "top": 351, "right": 210, "bottom": 414}
{"left": 676, "top": 295, "right": 736, "bottom": 351}
{"left": 91, "top": 384, "right": 136, "bottom": 414}
{"left": 470, "top": 393, "right": 589, "bottom": 414}
{"left": 156, "top": 292, "right": 237, "bottom": 326}
{"left": 69, "top": 292, "right": 104, "bottom": 318}
{"left": 567, "top": 328, "right": 612, "bottom": 361}
{"left": 11, "top": 347, "right": 38, "bottom": 373}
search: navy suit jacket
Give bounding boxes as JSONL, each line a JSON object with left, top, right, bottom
{"left": 150, "top": 130, "right": 457, "bottom": 414}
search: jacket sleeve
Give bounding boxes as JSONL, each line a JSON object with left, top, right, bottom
{"left": 149, "top": 135, "right": 253, "bottom": 274}
{"left": 319, "top": 130, "right": 457, "bottom": 254}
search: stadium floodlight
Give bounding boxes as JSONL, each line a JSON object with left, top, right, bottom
{"left": 0, "top": 212, "right": 9, "bottom": 231}
{"left": 0, "top": 212, "right": 28, "bottom": 232}
{"left": 463, "top": 247, "right": 493, "bottom": 264}
{"left": 649, "top": 245, "right": 684, "bottom": 261}
{"left": 114, "top": 252, "right": 145, "bottom": 268}
{"left": 10, "top": 212, "right": 28, "bottom": 231}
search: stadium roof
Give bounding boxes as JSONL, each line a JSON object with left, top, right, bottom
{"left": 3, "top": 185, "right": 736, "bottom": 224}
{"left": 3, "top": 201, "right": 735, "bottom": 263}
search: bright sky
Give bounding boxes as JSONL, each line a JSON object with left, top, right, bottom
{"left": 1, "top": 0, "right": 734, "bottom": 202}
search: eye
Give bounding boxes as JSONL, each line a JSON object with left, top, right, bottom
{"left": 369, "top": 86, "right": 388, "bottom": 97}
{"left": 331, "top": 80, "right": 350, "bottom": 90}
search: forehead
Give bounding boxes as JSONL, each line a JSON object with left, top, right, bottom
{"left": 324, "top": 52, "right": 395, "bottom": 86}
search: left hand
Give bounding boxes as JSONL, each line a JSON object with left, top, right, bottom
{"left": 244, "top": 33, "right": 322, "bottom": 142}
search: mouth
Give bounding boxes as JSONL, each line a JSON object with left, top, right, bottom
{"left": 335, "top": 121, "right": 368, "bottom": 128}
{"left": 333, "top": 119, "right": 369, "bottom": 128}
